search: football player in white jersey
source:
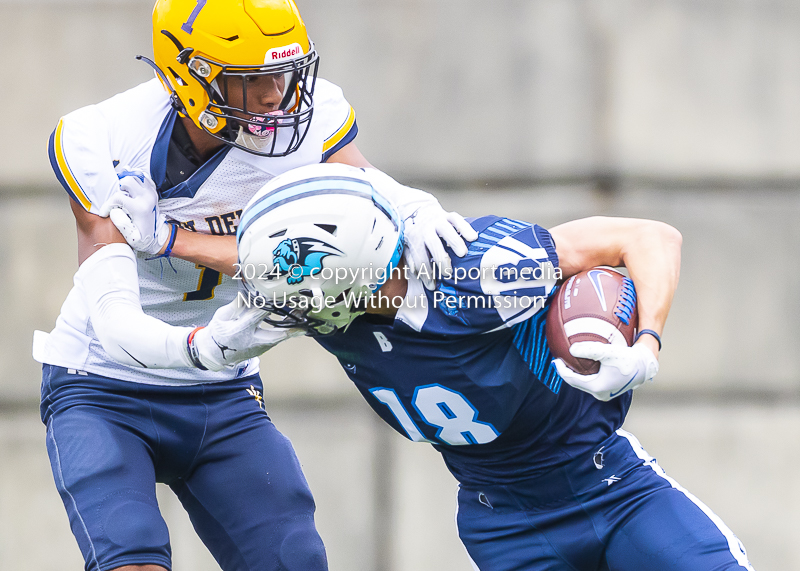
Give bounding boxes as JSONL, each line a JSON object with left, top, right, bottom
{"left": 34, "top": 1, "right": 476, "bottom": 570}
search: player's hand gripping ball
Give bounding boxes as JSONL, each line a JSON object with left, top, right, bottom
{"left": 546, "top": 268, "right": 658, "bottom": 401}
{"left": 546, "top": 267, "right": 638, "bottom": 374}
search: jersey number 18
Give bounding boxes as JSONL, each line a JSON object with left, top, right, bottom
{"left": 370, "top": 386, "right": 499, "bottom": 446}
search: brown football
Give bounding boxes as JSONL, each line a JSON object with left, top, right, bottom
{"left": 546, "top": 267, "right": 638, "bottom": 375}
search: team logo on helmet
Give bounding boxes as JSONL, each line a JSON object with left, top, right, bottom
{"left": 272, "top": 238, "right": 342, "bottom": 285}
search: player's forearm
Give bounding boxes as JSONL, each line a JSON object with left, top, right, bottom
{"left": 170, "top": 228, "right": 238, "bottom": 276}
{"left": 79, "top": 244, "right": 194, "bottom": 368}
{"left": 70, "top": 200, "right": 193, "bottom": 368}
{"left": 163, "top": 142, "right": 371, "bottom": 275}
{"left": 618, "top": 220, "right": 682, "bottom": 339}
{"left": 549, "top": 217, "right": 682, "bottom": 354}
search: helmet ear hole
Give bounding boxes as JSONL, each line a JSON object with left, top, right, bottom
{"left": 167, "top": 67, "right": 188, "bottom": 87}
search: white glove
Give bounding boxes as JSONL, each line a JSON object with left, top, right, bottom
{"left": 402, "top": 204, "right": 479, "bottom": 289}
{"left": 98, "top": 167, "right": 172, "bottom": 256}
{"left": 361, "top": 168, "right": 478, "bottom": 289}
{"left": 553, "top": 342, "right": 659, "bottom": 402}
{"left": 188, "top": 300, "right": 304, "bottom": 372}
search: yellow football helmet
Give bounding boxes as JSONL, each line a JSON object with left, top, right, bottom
{"left": 146, "top": 0, "right": 319, "bottom": 156}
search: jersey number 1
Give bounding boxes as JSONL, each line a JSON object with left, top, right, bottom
{"left": 184, "top": 264, "right": 222, "bottom": 301}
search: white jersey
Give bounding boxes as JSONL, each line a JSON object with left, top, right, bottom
{"left": 34, "top": 78, "right": 358, "bottom": 385}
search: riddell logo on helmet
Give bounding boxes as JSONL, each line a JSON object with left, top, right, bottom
{"left": 264, "top": 43, "right": 303, "bottom": 63}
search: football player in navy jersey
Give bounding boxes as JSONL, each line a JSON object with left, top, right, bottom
{"left": 235, "top": 164, "right": 756, "bottom": 571}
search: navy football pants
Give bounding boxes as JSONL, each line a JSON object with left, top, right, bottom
{"left": 40, "top": 365, "right": 327, "bottom": 571}
{"left": 457, "top": 430, "right": 754, "bottom": 571}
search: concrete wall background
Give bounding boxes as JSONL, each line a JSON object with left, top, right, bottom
{"left": 7, "top": 0, "right": 800, "bottom": 185}
{"left": 1, "top": 0, "right": 799, "bottom": 570}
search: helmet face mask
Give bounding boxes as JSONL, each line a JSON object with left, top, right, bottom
{"left": 247, "top": 284, "right": 371, "bottom": 337}
{"left": 189, "top": 49, "right": 318, "bottom": 155}
{"left": 151, "top": 0, "right": 319, "bottom": 157}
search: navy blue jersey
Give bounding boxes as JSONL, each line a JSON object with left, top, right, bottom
{"left": 317, "top": 216, "right": 631, "bottom": 487}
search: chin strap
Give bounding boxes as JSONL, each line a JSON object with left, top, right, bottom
{"left": 235, "top": 125, "right": 276, "bottom": 152}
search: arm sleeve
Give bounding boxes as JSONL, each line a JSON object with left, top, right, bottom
{"left": 47, "top": 106, "right": 121, "bottom": 213}
{"left": 76, "top": 244, "right": 194, "bottom": 368}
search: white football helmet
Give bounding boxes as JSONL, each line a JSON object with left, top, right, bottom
{"left": 237, "top": 164, "right": 404, "bottom": 335}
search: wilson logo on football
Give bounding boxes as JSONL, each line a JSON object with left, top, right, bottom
{"left": 264, "top": 43, "right": 303, "bottom": 63}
